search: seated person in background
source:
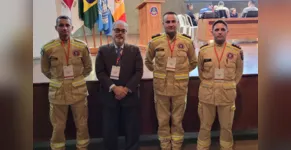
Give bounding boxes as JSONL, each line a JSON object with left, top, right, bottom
{"left": 241, "top": 0, "right": 258, "bottom": 17}
{"left": 230, "top": 8, "right": 238, "bottom": 18}
{"left": 199, "top": 4, "right": 214, "bottom": 15}
{"left": 215, "top": 1, "right": 230, "bottom": 18}
{"left": 186, "top": 3, "right": 197, "bottom": 26}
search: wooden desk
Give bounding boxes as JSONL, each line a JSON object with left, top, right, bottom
{"left": 197, "top": 18, "right": 258, "bottom": 42}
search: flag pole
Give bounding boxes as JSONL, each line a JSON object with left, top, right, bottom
{"left": 100, "top": 32, "right": 102, "bottom": 46}
{"left": 82, "top": 25, "right": 88, "bottom": 44}
{"left": 107, "top": 36, "right": 110, "bottom": 44}
{"left": 89, "top": 24, "right": 98, "bottom": 55}
{"left": 92, "top": 26, "right": 96, "bottom": 48}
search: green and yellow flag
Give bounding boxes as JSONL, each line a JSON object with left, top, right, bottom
{"left": 78, "top": 0, "right": 98, "bottom": 30}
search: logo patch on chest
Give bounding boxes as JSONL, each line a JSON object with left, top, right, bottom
{"left": 73, "top": 50, "right": 80, "bottom": 56}
{"left": 227, "top": 52, "right": 234, "bottom": 59}
{"left": 178, "top": 43, "right": 184, "bottom": 49}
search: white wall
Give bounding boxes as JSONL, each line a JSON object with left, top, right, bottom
{"left": 33, "top": 0, "right": 58, "bottom": 58}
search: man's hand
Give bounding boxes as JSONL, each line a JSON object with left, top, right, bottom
{"left": 113, "top": 86, "right": 127, "bottom": 100}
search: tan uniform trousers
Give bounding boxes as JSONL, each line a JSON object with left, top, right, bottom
{"left": 49, "top": 99, "right": 89, "bottom": 150}
{"left": 155, "top": 94, "right": 187, "bottom": 150}
{"left": 197, "top": 102, "right": 236, "bottom": 150}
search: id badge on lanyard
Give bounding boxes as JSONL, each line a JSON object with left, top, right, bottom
{"left": 62, "top": 40, "right": 75, "bottom": 80}
{"left": 110, "top": 49, "right": 123, "bottom": 80}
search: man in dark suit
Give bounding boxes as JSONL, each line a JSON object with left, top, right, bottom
{"left": 95, "top": 20, "right": 143, "bottom": 150}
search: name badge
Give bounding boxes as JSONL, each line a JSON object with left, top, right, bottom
{"left": 166, "top": 57, "right": 176, "bottom": 71}
{"left": 215, "top": 68, "right": 224, "bottom": 80}
{"left": 63, "top": 65, "right": 74, "bottom": 79}
{"left": 110, "top": 65, "right": 120, "bottom": 80}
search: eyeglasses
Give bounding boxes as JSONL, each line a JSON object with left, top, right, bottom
{"left": 113, "top": 28, "right": 127, "bottom": 34}
{"left": 165, "top": 20, "right": 177, "bottom": 24}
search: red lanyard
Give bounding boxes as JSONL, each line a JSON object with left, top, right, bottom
{"left": 116, "top": 49, "right": 123, "bottom": 65}
{"left": 61, "top": 39, "right": 70, "bottom": 66}
{"left": 214, "top": 42, "right": 226, "bottom": 69}
{"left": 167, "top": 37, "right": 176, "bottom": 57}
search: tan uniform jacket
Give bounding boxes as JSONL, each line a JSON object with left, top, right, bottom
{"left": 198, "top": 42, "right": 243, "bottom": 105}
{"left": 41, "top": 37, "right": 92, "bottom": 105}
{"left": 145, "top": 32, "right": 198, "bottom": 96}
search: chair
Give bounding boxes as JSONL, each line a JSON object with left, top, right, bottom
{"left": 245, "top": 11, "right": 258, "bottom": 17}
{"left": 217, "top": 9, "right": 228, "bottom": 18}
{"left": 177, "top": 14, "right": 188, "bottom": 34}
{"left": 184, "top": 14, "right": 198, "bottom": 40}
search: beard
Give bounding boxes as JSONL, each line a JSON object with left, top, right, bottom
{"left": 215, "top": 38, "right": 225, "bottom": 45}
{"left": 166, "top": 31, "right": 176, "bottom": 40}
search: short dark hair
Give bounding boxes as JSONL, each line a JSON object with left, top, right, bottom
{"left": 212, "top": 20, "right": 228, "bottom": 30}
{"left": 186, "top": 3, "right": 193, "bottom": 9}
{"left": 249, "top": 0, "right": 256, "bottom": 5}
{"left": 56, "top": 15, "right": 72, "bottom": 25}
{"left": 162, "top": 11, "right": 177, "bottom": 22}
{"left": 163, "top": 11, "right": 177, "bottom": 18}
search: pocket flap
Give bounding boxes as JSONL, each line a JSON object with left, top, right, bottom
{"left": 177, "top": 50, "right": 187, "bottom": 57}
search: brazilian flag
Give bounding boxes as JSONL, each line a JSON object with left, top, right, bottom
{"left": 78, "top": 0, "right": 98, "bottom": 30}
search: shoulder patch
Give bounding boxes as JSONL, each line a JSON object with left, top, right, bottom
{"left": 200, "top": 43, "right": 209, "bottom": 49}
{"left": 182, "top": 34, "right": 191, "bottom": 39}
{"left": 231, "top": 43, "right": 241, "bottom": 49}
{"left": 151, "top": 33, "right": 161, "bottom": 39}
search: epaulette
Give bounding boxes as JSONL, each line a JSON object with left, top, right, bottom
{"left": 72, "top": 39, "right": 87, "bottom": 49}
{"left": 231, "top": 43, "right": 241, "bottom": 49}
{"left": 182, "top": 34, "right": 191, "bottom": 39}
{"left": 200, "top": 43, "right": 209, "bottom": 49}
{"left": 151, "top": 33, "right": 161, "bottom": 39}
{"left": 73, "top": 38, "right": 87, "bottom": 45}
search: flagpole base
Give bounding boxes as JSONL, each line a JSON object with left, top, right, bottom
{"left": 89, "top": 47, "right": 98, "bottom": 56}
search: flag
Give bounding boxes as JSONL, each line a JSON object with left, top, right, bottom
{"left": 78, "top": 0, "right": 98, "bottom": 30}
{"left": 56, "top": 0, "right": 83, "bottom": 33}
{"left": 60, "top": 0, "right": 74, "bottom": 18}
{"left": 113, "top": 0, "right": 126, "bottom": 22}
{"left": 97, "top": 0, "right": 114, "bottom": 36}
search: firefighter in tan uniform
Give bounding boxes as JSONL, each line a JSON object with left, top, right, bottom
{"left": 197, "top": 20, "right": 243, "bottom": 150}
{"left": 145, "top": 12, "right": 198, "bottom": 150}
{"left": 41, "top": 16, "right": 92, "bottom": 150}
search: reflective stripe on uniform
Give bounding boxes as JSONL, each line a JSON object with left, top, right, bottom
{"left": 222, "top": 82, "right": 236, "bottom": 89}
{"left": 49, "top": 80, "right": 62, "bottom": 88}
{"left": 44, "top": 42, "right": 60, "bottom": 51}
{"left": 153, "top": 72, "right": 166, "bottom": 79}
{"left": 171, "top": 135, "right": 184, "bottom": 141}
{"left": 174, "top": 74, "right": 189, "bottom": 80}
{"left": 72, "top": 79, "right": 86, "bottom": 87}
{"left": 50, "top": 142, "right": 65, "bottom": 148}
{"left": 220, "top": 140, "right": 233, "bottom": 148}
{"left": 77, "top": 139, "right": 90, "bottom": 145}
{"left": 231, "top": 105, "right": 236, "bottom": 111}
{"left": 197, "top": 138, "right": 211, "bottom": 147}
{"left": 201, "top": 80, "right": 213, "bottom": 87}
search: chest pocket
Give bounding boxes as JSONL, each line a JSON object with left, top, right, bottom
{"left": 176, "top": 49, "right": 188, "bottom": 64}
{"left": 71, "top": 56, "right": 83, "bottom": 65}
{"left": 225, "top": 61, "right": 236, "bottom": 76}
{"left": 50, "top": 56, "right": 60, "bottom": 67}
{"left": 203, "top": 61, "right": 213, "bottom": 71}
{"left": 155, "top": 48, "right": 165, "bottom": 58}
